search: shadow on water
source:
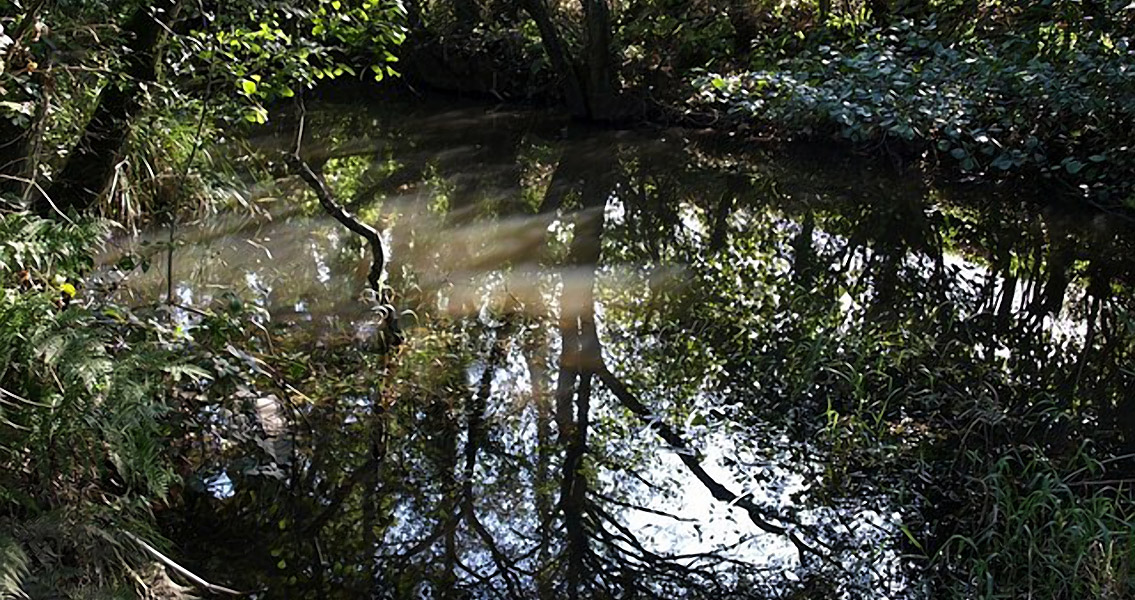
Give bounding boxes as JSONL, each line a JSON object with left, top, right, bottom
{"left": 106, "top": 95, "right": 1135, "bottom": 598}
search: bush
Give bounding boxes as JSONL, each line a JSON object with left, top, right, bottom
{"left": 695, "top": 19, "right": 1135, "bottom": 209}
{"left": 0, "top": 212, "right": 209, "bottom": 596}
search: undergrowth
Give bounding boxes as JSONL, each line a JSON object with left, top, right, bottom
{"left": 695, "top": 19, "right": 1135, "bottom": 209}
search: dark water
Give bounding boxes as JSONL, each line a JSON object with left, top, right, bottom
{"left": 108, "top": 96, "right": 1135, "bottom": 598}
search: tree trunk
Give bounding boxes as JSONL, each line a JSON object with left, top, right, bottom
{"left": 581, "top": 0, "right": 617, "bottom": 119}
{"left": 527, "top": 334, "right": 556, "bottom": 600}
{"left": 727, "top": 0, "right": 758, "bottom": 58}
{"left": 520, "top": 0, "right": 589, "bottom": 118}
{"left": 405, "top": 0, "right": 423, "bottom": 30}
{"left": 819, "top": 0, "right": 832, "bottom": 21}
{"left": 36, "top": 0, "right": 181, "bottom": 217}
{"left": 868, "top": 0, "right": 891, "bottom": 25}
{"left": 0, "top": 109, "right": 33, "bottom": 197}
{"left": 0, "top": 0, "right": 50, "bottom": 197}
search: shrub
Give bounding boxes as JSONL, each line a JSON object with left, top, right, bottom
{"left": 695, "top": 19, "right": 1135, "bottom": 209}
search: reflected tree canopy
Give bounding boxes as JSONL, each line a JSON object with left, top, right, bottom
{"left": 114, "top": 98, "right": 1135, "bottom": 599}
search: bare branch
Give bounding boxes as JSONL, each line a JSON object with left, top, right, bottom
{"left": 286, "top": 155, "right": 386, "bottom": 294}
{"left": 123, "top": 532, "right": 243, "bottom": 596}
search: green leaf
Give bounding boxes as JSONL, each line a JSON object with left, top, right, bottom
{"left": 0, "top": 101, "right": 34, "bottom": 117}
{"left": 900, "top": 524, "right": 924, "bottom": 551}
{"left": 163, "top": 364, "right": 213, "bottom": 383}
{"left": 240, "top": 79, "right": 258, "bottom": 95}
{"left": 244, "top": 106, "right": 268, "bottom": 124}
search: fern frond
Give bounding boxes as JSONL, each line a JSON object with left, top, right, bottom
{"left": 0, "top": 536, "right": 29, "bottom": 600}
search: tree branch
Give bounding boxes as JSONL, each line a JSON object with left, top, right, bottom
{"left": 123, "top": 532, "right": 243, "bottom": 596}
{"left": 593, "top": 363, "right": 831, "bottom": 565}
{"left": 286, "top": 155, "right": 386, "bottom": 294}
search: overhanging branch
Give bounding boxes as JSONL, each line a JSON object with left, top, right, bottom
{"left": 286, "top": 155, "right": 386, "bottom": 294}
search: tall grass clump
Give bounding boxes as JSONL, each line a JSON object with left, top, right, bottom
{"left": 935, "top": 445, "right": 1135, "bottom": 600}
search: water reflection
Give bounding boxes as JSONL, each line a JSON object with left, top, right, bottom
{"left": 115, "top": 97, "right": 1135, "bottom": 599}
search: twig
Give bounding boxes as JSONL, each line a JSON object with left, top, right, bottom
{"left": 0, "top": 175, "right": 73, "bottom": 223}
{"left": 3, "top": 0, "right": 47, "bottom": 64}
{"left": 166, "top": 12, "right": 219, "bottom": 305}
{"left": 123, "top": 531, "right": 243, "bottom": 596}
{"left": 591, "top": 490, "right": 698, "bottom": 522}
{"left": 0, "top": 385, "right": 52, "bottom": 408}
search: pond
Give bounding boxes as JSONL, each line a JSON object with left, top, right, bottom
{"left": 104, "top": 94, "right": 1135, "bottom": 599}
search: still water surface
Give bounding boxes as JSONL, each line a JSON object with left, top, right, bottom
{"left": 107, "top": 95, "right": 1135, "bottom": 599}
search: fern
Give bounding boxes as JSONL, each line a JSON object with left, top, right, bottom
{"left": 0, "top": 213, "right": 194, "bottom": 596}
{"left": 0, "top": 536, "right": 28, "bottom": 600}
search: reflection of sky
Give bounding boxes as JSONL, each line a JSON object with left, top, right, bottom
{"left": 614, "top": 434, "right": 799, "bottom": 565}
{"left": 91, "top": 101, "right": 1123, "bottom": 599}
{"left": 119, "top": 205, "right": 1085, "bottom": 598}
{"left": 407, "top": 282, "right": 910, "bottom": 597}
{"left": 206, "top": 470, "right": 235, "bottom": 499}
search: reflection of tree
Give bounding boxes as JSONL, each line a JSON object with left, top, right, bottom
{"left": 534, "top": 137, "right": 843, "bottom": 597}
{"left": 170, "top": 103, "right": 1135, "bottom": 599}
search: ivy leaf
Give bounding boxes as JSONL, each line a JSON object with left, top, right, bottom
{"left": 991, "top": 153, "right": 1015, "bottom": 170}
{"left": 0, "top": 101, "right": 35, "bottom": 117}
{"left": 163, "top": 364, "right": 213, "bottom": 383}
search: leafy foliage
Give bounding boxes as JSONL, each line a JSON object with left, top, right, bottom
{"left": 695, "top": 13, "right": 1135, "bottom": 208}
{"left": 0, "top": 212, "right": 262, "bottom": 596}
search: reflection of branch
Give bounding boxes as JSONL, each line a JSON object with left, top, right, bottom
{"left": 592, "top": 356, "right": 829, "bottom": 565}
{"left": 591, "top": 491, "right": 697, "bottom": 522}
{"left": 302, "top": 454, "right": 383, "bottom": 537}
{"left": 588, "top": 502, "right": 734, "bottom": 594}
{"left": 394, "top": 512, "right": 462, "bottom": 564}
{"left": 458, "top": 322, "right": 525, "bottom": 598}
{"left": 463, "top": 500, "right": 524, "bottom": 598}
{"left": 394, "top": 323, "right": 526, "bottom": 596}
